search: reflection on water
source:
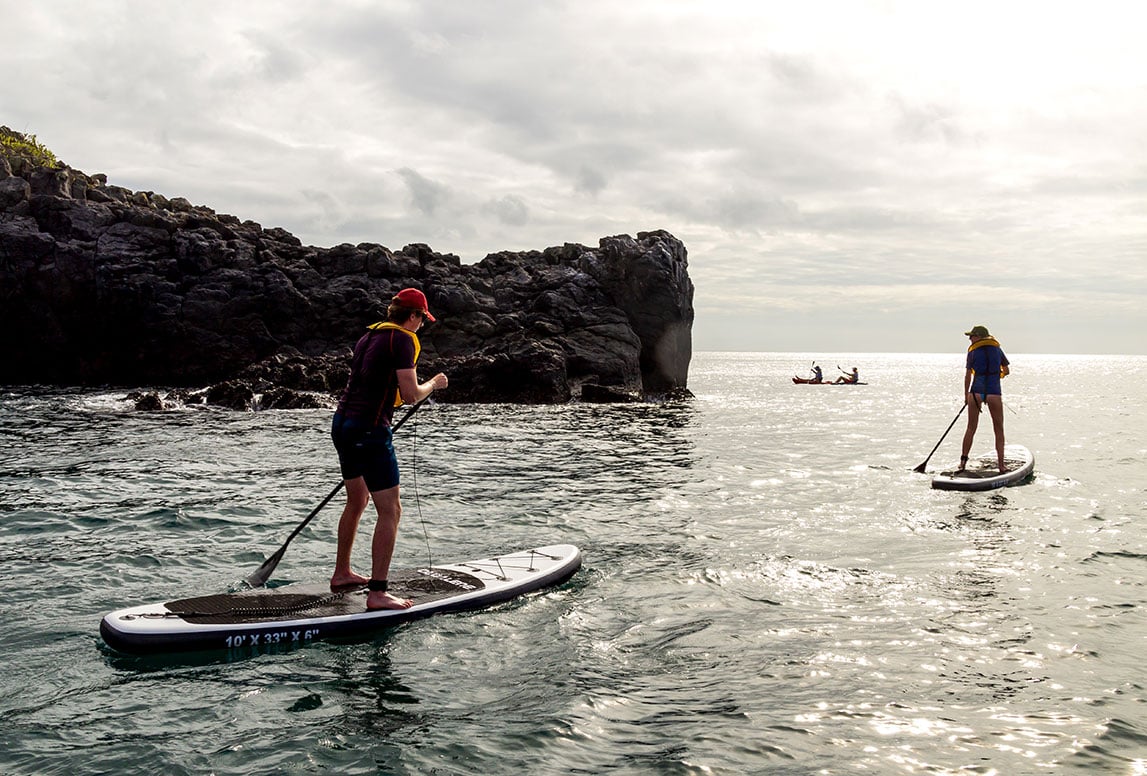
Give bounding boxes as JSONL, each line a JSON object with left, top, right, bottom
{"left": 2, "top": 354, "right": 1147, "bottom": 773}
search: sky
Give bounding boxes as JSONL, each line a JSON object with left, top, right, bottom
{"left": 2, "top": 0, "right": 1145, "bottom": 355}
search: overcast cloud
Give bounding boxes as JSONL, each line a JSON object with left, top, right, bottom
{"left": 3, "top": 0, "right": 1144, "bottom": 354}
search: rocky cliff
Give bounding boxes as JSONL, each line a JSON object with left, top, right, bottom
{"left": 0, "top": 128, "right": 693, "bottom": 405}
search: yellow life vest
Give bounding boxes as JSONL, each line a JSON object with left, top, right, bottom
{"left": 366, "top": 322, "right": 421, "bottom": 406}
{"left": 966, "top": 336, "right": 1009, "bottom": 377}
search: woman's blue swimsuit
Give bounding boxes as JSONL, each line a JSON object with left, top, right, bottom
{"left": 967, "top": 346, "right": 1007, "bottom": 402}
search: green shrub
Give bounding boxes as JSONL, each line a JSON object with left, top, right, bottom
{"left": 0, "top": 126, "right": 59, "bottom": 167}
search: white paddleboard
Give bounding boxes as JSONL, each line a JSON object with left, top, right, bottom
{"left": 931, "top": 444, "right": 1034, "bottom": 491}
{"left": 101, "top": 544, "right": 581, "bottom": 655}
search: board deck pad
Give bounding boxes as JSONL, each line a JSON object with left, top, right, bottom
{"left": 167, "top": 567, "right": 480, "bottom": 625}
{"left": 931, "top": 444, "right": 1034, "bottom": 491}
{"left": 101, "top": 544, "right": 581, "bottom": 655}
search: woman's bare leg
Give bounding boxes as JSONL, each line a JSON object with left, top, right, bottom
{"left": 959, "top": 393, "right": 981, "bottom": 469}
{"left": 985, "top": 394, "right": 1007, "bottom": 471}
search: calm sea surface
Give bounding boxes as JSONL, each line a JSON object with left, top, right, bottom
{"left": 2, "top": 352, "right": 1145, "bottom": 775}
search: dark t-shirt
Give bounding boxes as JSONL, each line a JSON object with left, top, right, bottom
{"left": 336, "top": 327, "right": 416, "bottom": 427}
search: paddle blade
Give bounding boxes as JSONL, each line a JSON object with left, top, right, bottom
{"left": 245, "top": 546, "right": 286, "bottom": 588}
{"left": 243, "top": 481, "right": 345, "bottom": 589}
{"left": 912, "top": 404, "right": 966, "bottom": 474}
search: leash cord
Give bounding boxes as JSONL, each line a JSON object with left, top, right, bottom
{"left": 408, "top": 417, "right": 434, "bottom": 570}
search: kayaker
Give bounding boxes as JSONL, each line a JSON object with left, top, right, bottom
{"left": 810, "top": 364, "right": 823, "bottom": 383}
{"left": 960, "top": 325, "right": 1010, "bottom": 473}
{"left": 834, "top": 367, "right": 859, "bottom": 384}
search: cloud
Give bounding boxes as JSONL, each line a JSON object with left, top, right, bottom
{"left": 2, "top": 0, "right": 1145, "bottom": 353}
{"left": 890, "top": 97, "right": 975, "bottom": 146}
{"left": 484, "top": 194, "right": 530, "bottom": 226}
{"left": 574, "top": 165, "right": 607, "bottom": 196}
{"left": 241, "top": 29, "right": 309, "bottom": 84}
{"left": 395, "top": 167, "right": 449, "bottom": 216}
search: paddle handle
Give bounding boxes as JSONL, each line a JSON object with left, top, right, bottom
{"left": 392, "top": 395, "right": 431, "bottom": 432}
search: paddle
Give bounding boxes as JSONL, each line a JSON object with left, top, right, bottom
{"left": 244, "top": 396, "right": 432, "bottom": 588}
{"left": 913, "top": 403, "right": 967, "bottom": 473}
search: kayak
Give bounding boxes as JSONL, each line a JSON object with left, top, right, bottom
{"left": 792, "top": 376, "right": 866, "bottom": 385}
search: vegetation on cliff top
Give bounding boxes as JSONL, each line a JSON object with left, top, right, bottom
{"left": 0, "top": 126, "right": 58, "bottom": 167}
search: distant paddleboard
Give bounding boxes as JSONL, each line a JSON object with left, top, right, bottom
{"left": 931, "top": 444, "right": 1034, "bottom": 491}
{"left": 100, "top": 544, "right": 581, "bottom": 655}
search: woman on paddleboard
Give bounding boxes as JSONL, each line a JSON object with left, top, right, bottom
{"left": 960, "top": 325, "right": 1010, "bottom": 473}
{"left": 330, "top": 288, "right": 448, "bottom": 610}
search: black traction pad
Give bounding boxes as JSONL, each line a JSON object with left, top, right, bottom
{"left": 166, "top": 567, "right": 485, "bottom": 625}
{"left": 938, "top": 452, "right": 1029, "bottom": 479}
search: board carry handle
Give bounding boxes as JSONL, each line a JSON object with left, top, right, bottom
{"left": 244, "top": 395, "right": 432, "bottom": 588}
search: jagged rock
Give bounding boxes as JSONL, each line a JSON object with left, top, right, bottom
{"left": 257, "top": 387, "right": 332, "bottom": 410}
{"left": 126, "top": 390, "right": 166, "bottom": 411}
{"left": 204, "top": 380, "right": 255, "bottom": 411}
{"left": 581, "top": 383, "right": 641, "bottom": 403}
{"left": 165, "top": 387, "right": 206, "bottom": 406}
{"left": 0, "top": 176, "right": 29, "bottom": 208}
{"left": 1, "top": 131, "right": 694, "bottom": 404}
{"left": 234, "top": 349, "right": 350, "bottom": 394}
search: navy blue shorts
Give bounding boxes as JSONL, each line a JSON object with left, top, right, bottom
{"left": 971, "top": 374, "right": 1002, "bottom": 400}
{"left": 331, "top": 412, "right": 400, "bottom": 492}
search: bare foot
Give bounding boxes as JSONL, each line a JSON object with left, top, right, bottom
{"left": 330, "top": 571, "right": 369, "bottom": 591}
{"left": 998, "top": 466, "right": 1010, "bottom": 474}
{"left": 367, "top": 591, "right": 414, "bottom": 610}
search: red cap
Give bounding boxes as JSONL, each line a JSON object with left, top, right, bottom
{"left": 393, "top": 288, "right": 435, "bottom": 322}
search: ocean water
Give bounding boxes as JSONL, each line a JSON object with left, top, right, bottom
{"left": 1, "top": 351, "right": 1145, "bottom": 775}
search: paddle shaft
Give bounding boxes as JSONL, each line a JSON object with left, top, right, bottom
{"left": 913, "top": 403, "right": 967, "bottom": 473}
{"left": 244, "top": 396, "right": 431, "bottom": 588}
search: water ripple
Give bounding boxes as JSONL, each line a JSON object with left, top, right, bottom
{"left": 2, "top": 355, "right": 1146, "bottom": 773}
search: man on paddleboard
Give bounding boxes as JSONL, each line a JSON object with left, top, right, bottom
{"left": 960, "top": 325, "right": 1010, "bottom": 473}
{"left": 330, "top": 288, "right": 448, "bottom": 610}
